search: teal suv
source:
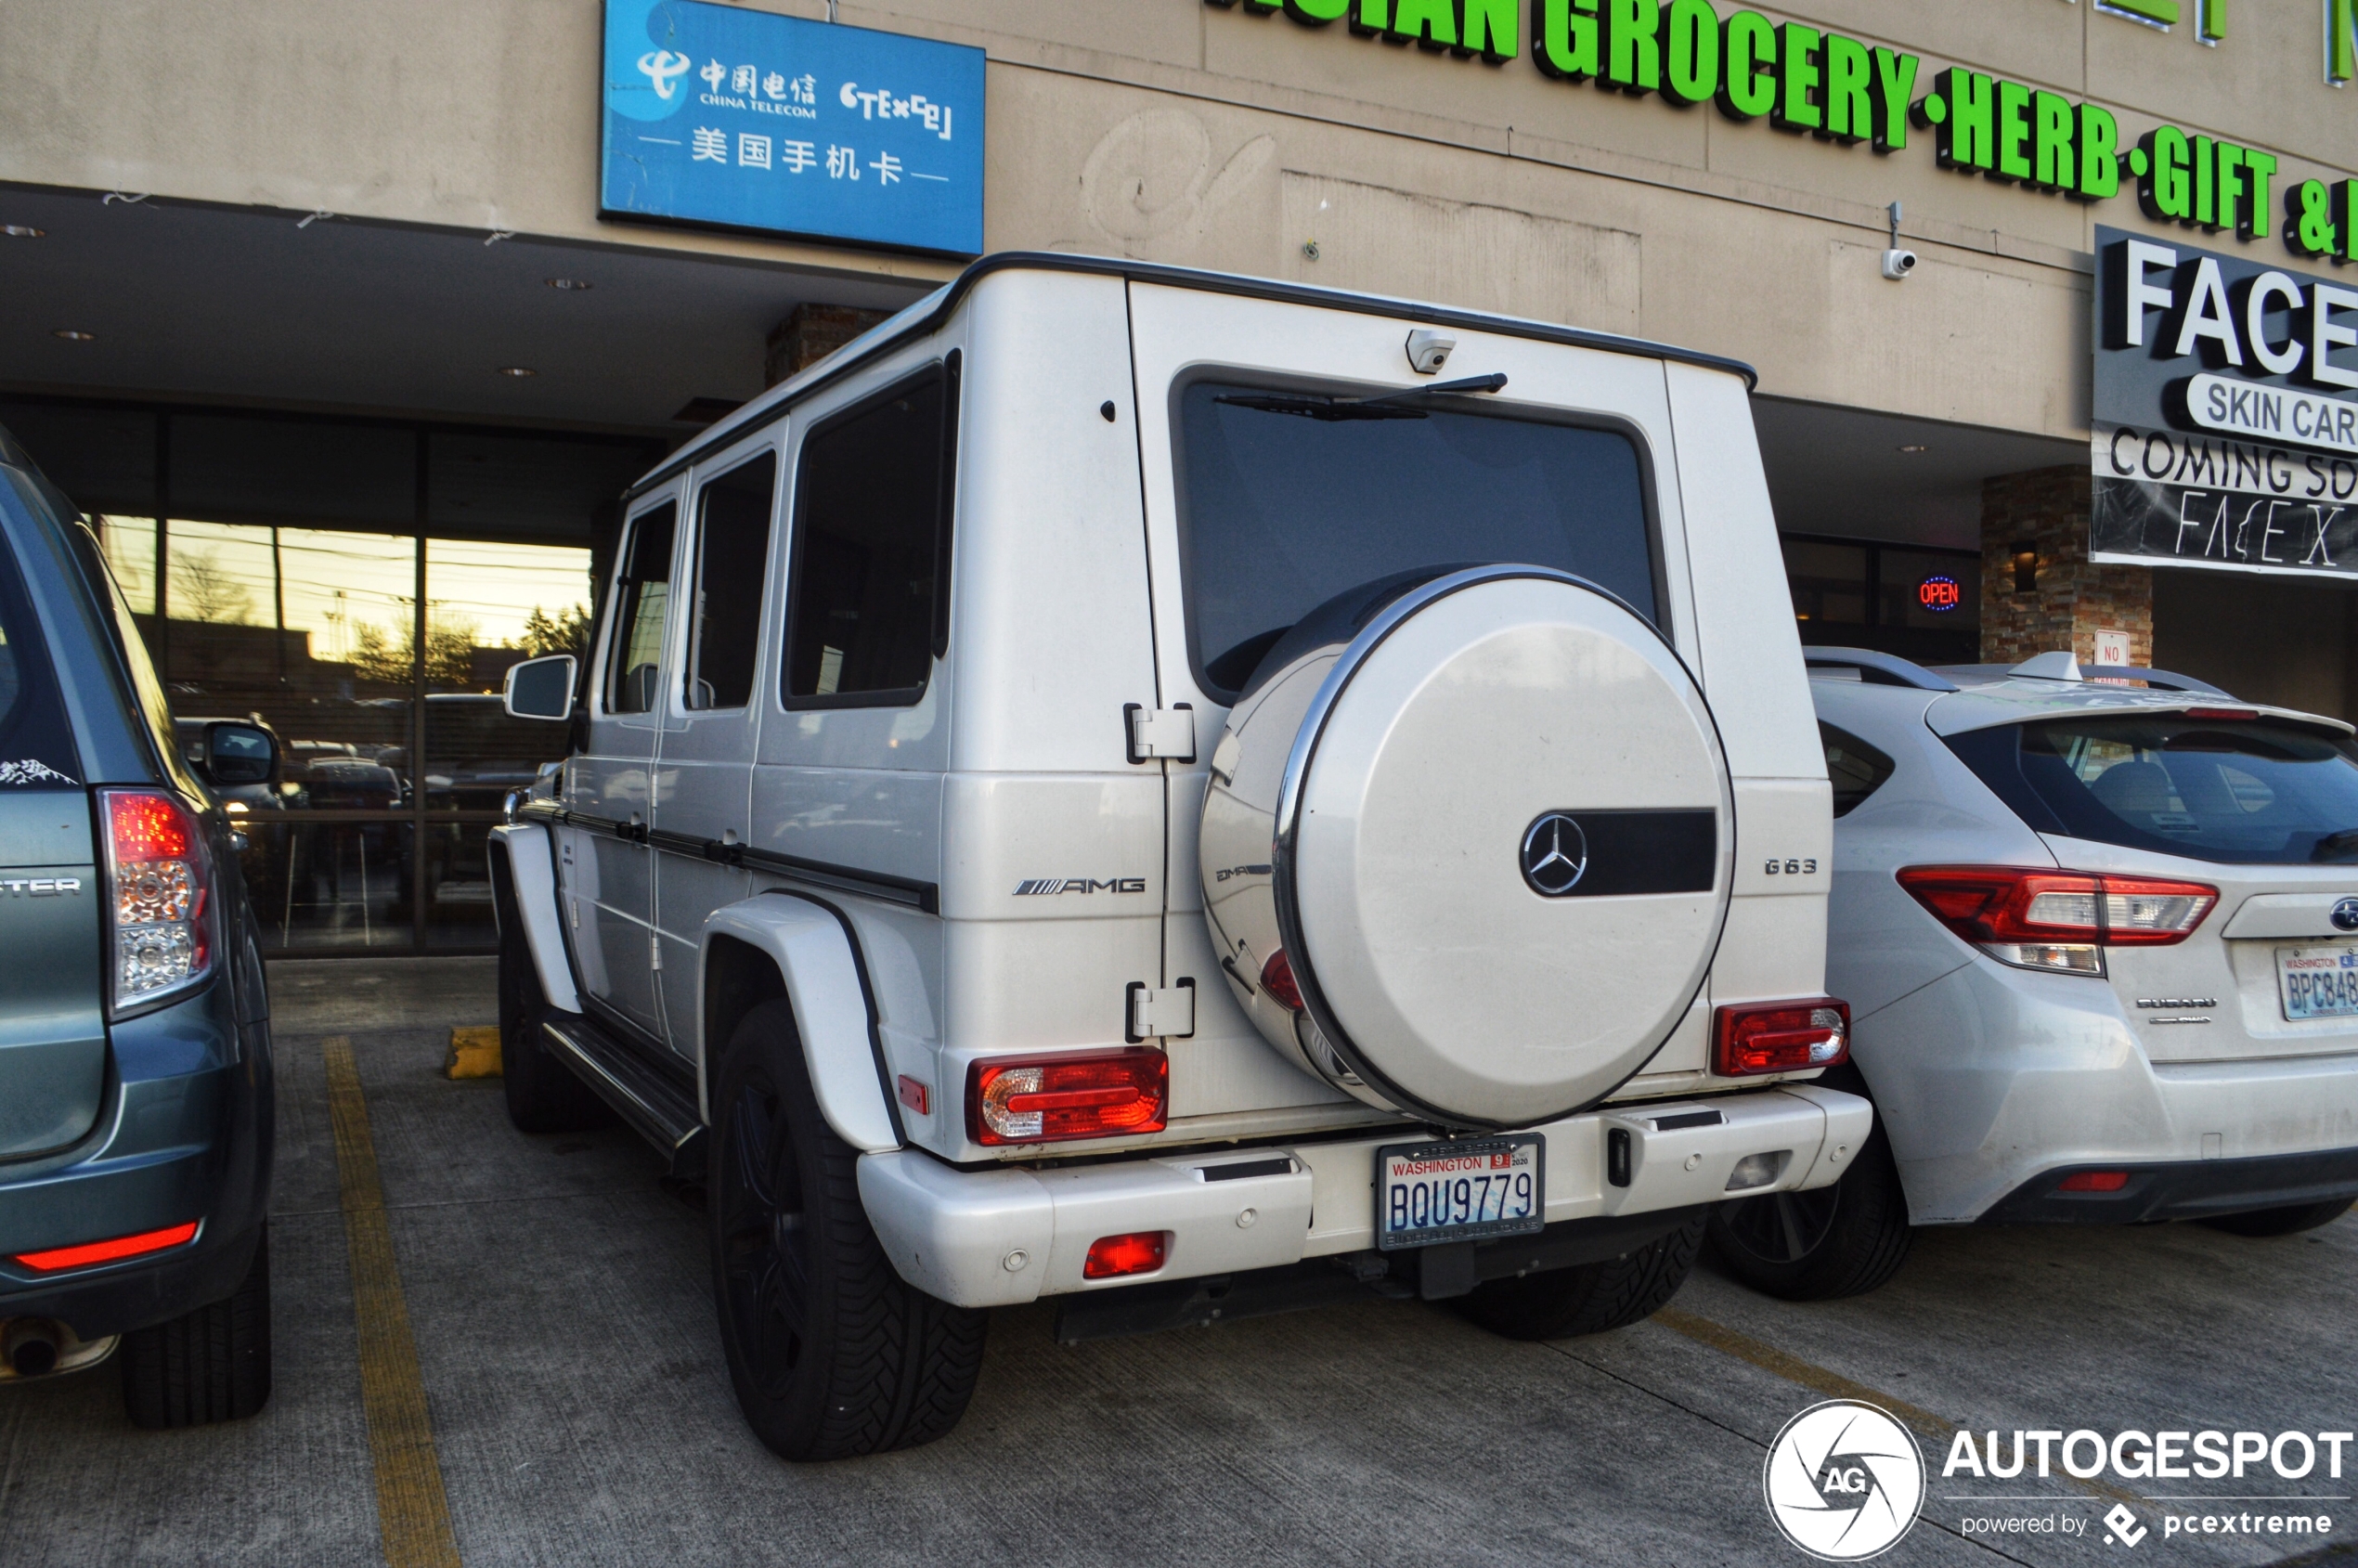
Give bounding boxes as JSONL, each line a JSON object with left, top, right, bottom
{"left": 0, "top": 428, "right": 275, "bottom": 1426}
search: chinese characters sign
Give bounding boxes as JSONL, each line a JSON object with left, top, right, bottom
{"left": 602, "top": 0, "right": 984, "bottom": 255}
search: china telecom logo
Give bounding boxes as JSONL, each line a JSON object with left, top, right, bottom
{"left": 1764, "top": 1400, "right": 1927, "bottom": 1561}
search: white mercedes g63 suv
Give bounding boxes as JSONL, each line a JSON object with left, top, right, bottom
{"left": 488, "top": 254, "right": 1871, "bottom": 1460}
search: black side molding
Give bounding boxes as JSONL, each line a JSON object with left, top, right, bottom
{"left": 518, "top": 800, "right": 938, "bottom": 914}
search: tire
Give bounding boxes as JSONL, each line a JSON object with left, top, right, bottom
{"left": 709, "top": 1000, "right": 987, "bottom": 1461}
{"left": 2201, "top": 1199, "right": 2354, "bottom": 1238}
{"left": 498, "top": 896, "right": 614, "bottom": 1134}
{"left": 1707, "top": 1122, "right": 1913, "bottom": 1302}
{"left": 121, "top": 1230, "right": 272, "bottom": 1428}
{"left": 1453, "top": 1213, "right": 1705, "bottom": 1340}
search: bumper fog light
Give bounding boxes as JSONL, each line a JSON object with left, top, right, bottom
{"left": 1725, "top": 1150, "right": 1793, "bottom": 1193}
{"left": 1083, "top": 1231, "right": 1169, "bottom": 1279}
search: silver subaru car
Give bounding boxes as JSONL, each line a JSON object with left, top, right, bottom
{"left": 1711, "top": 647, "right": 2358, "bottom": 1300}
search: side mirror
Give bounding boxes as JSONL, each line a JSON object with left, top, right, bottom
{"left": 202, "top": 721, "right": 277, "bottom": 786}
{"left": 504, "top": 654, "right": 577, "bottom": 721}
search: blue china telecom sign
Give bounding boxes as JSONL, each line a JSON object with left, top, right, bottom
{"left": 602, "top": 0, "right": 985, "bottom": 255}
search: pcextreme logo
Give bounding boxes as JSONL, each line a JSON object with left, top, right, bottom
{"left": 1764, "top": 1400, "right": 1927, "bottom": 1562}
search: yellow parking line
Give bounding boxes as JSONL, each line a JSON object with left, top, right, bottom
{"left": 1652, "top": 1304, "right": 2145, "bottom": 1510}
{"left": 324, "top": 1038, "right": 464, "bottom": 1568}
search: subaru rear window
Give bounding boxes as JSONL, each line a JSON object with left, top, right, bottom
{"left": 1173, "top": 380, "right": 1656, "bottom": 699}
{"left": 0, "top": 503, "right": 84, "bottom": 788}
{"left": 1948, "top": 714, "right": 2358, "bottom": 865}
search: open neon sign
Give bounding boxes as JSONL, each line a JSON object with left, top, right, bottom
{"left": 1918, "top": 575, "right": 1962, "bottom": 613}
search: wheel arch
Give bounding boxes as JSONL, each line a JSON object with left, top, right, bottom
{"left": 700, "top": 895, "right": 902, "bottom": 1153}
{"left": 488, "top": 824, "right": 578, "bottom": 1013}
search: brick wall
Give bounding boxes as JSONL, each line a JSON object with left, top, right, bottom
{"left": 764, "top": 304, "right": 892, "bottom": 387}
{"left": 1979, "top": 465, "right": 2153, "bottom": 667}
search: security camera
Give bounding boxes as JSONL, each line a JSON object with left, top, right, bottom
{"left": 1882, "top": 248, "right": 1918, "bottom": 281}
{"left": 1405, "top": 329, "right": 1456, "bottom": 375}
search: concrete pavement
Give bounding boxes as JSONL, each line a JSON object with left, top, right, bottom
{"left": 0, "top": 958, "right": 2352, "bottom": 1566}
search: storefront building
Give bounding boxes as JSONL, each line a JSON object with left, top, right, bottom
{"left": 3, "top": 0, "right": 2355, "bottom": 951}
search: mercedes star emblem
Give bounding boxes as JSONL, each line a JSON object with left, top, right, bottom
{"left": 1521, "top": 812, "right": 1589, "bottom": 897}
{"left": 2334, "top": 898, "right": 2358, "bottom": 933}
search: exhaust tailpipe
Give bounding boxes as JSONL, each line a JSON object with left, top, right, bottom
{"left": 4, "top": 1318, "right": 62, "bottom": 1378}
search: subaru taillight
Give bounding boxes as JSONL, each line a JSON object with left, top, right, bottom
{"left": 967, "top": 1048, "right": 1169, "bottom": 1146}
{"left": 1714, "top": 1000, "right": 1850, "bottom": 1077}
{"left": 101, "top": 789, "right": 214, "bottom": 1013}
{"left": 1897, "top": 866, "right": 2216, "bottom": 977}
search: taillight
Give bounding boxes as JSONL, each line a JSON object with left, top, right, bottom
{"left": 1259, "top": 949, "right": 1303, "bottom": 1012}
{"left": 101, "top": 789, "right": 214, "bottom": 1012}
{"left": 2182, "top": 707, "right": 2258, "bottom": 721}
{"left": 967, "top": 1048, "right": 1169, "bottom": 1146}
{"left": 1897, "top": 866, "right": 2216, "bottom": 976}
{"left": 1714, "top": 1000, "right": 1849, "bottom": 1077}
{"left": 2058, "top": 1171, "right": 2130, "bottom": 1193}
{"left": 14, "top": 1219, "right": 201, "bottom": 1273}
{"left": 1082, "top": 1231, "right": 1169, "bottom": 1279}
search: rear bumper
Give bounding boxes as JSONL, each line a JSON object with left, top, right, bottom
{"left": 1980, "top": 1147, "right": 2358, "bottom": 1225}
{"left": 0, "top": 987, "right": 273, "bottom": 1340}
{"left": 859, "top": 1085, "right": 1871, "bottom": 1309}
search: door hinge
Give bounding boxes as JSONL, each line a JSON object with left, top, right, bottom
{"left": 1126, "top": 978, "right": 1197, "bottom": 1043}
{"left": 1124, "top": 703, "right": 1197, "bottom": 764}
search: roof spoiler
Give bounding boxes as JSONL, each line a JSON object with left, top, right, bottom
{"left": 1998, "top": 649, "right": 2232, "bottom": 696}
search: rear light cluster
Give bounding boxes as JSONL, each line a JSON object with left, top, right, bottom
{"left": 1897, "top": 867, "right": 2217, "bottom": 977}
{"left": 2058, "top": 1171, "right": 2131, "bottom": 1193}
{"left": 967, "top": 1048, "right": 1169, "bottom": 1146}
{"left": 1714, "top": 1000, "right": 1849, "bottom": 1078}
{"left": 101, "top": 790, "right": 214, "bottom": 1011}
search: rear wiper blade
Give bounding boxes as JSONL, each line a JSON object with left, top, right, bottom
{"left": 2313, "top": 827, "right": 2358, "bottom": 862}
{"left": 1215, "top": 372, "right": 1508, "bottom": 421}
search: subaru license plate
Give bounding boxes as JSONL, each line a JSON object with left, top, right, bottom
{"left": 2278, "top": 945, "right": 2358, "bottom": 1020}
{"left": 1375, "top": 1135, "right": 1544, "bottom": 1251}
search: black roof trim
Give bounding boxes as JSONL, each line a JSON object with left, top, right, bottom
{"left": 623, "top": 251, "right": 1759, "bottom": 502}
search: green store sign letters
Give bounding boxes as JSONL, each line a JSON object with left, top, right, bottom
{"left": 1207, "top": 0, "right": 2358, "bottom": 264}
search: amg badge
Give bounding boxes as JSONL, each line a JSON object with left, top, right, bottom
{"left": 1014, "top": 877, "right": 1147, "bottom": 896}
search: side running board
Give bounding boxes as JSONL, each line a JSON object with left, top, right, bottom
{"left": 539, "top": 1013, "right": 706, "bottom": 1178}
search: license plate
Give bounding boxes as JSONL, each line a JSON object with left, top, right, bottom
{"left": 2279, "top": 945, "right": 2358, "bottom": 1020}
{"left": 1375, "top": 1135, "right": 1544, "bottom": 1251}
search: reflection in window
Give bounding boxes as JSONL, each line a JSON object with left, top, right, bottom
{"left": 97, "top": 515, "right": 156, "bottom": 618}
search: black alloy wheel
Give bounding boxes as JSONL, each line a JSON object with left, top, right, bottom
{"left": 714, "top": 1065, "right": 811, "bottom": 1401}
{"left": 707, "top": 1000, "right": 987, "bottom": 1461}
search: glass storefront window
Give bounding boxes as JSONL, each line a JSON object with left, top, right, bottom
{"left": 1783, "top": 540, "right": 1869, "bottom": 629}
{"left": 422, "top": 537, "right": 594, "bottom": 947}
{"left": 11, "top": 403, "right": 657, "bottom": 954}
{"left": 1782, "top": 534, "right": 1979, "bottom": 664}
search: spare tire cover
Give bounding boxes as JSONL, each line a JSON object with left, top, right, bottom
{"left": 1198, "top": 566, "right": 1732, "bottom": 1129}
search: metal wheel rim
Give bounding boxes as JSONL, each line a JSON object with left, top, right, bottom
{"left": 1719, "top": 1184, "right": 1843, "bottom": 1266}
{"left": 716, "top": 1075, "right": 810, "bottom": 1397}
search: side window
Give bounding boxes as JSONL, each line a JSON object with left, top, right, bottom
{"left": 784, "top": 356, "right": 958, "bottom": 706}
{"left": 1821, "top": 722, "right": 1896, "bottom": 819}
{"left": 604, "top": 502, "right": 677, "bottom": 716}
{"left": 685, "top": 453, "right": 777, "bottom": 711}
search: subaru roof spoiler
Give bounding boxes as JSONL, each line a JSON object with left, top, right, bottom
{"left": 1802, "top": 647, "right": 1961, "bottom": 693}
{"left": 1928, "top": 651, "right": 2233, "bottom": 697}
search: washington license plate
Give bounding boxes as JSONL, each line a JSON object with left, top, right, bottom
{"left": 1375, "top": 1135, "right": 1544, "bottom": 1251}
{"left": 2279, "top": 946, "right": 2358, "bottom": 1020}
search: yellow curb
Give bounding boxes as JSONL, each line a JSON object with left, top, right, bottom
{"left": 446, "top": 1026, "right": 502, "bottom": 1080}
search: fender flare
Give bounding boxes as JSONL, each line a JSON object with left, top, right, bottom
{"left": 702, "top": 894, "right": 901, "bottom": 1155}
{"left": 488, "top": 823, "right": 579, "bottom": 1014}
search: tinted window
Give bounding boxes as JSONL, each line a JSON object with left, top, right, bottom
{"left": 1175, "top": 382, "right": 1654, "bottom": 698}
{"left": 1821, "top": 722, "right": 1896, "bottom": 818}
{"left": 784, "top": 361, "right": 957, "bottom": 705}
{"left": 0, "top": 504, "right": 86, "bottom": 787}
{"left": 687, "top": 454, "right": 776, "bottom": 710}
{"left": 605, "top": 503, "right": 676, "bottom": 715}
{"left": 1950, "top": 714, "right": 2358, "bottom": 865}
